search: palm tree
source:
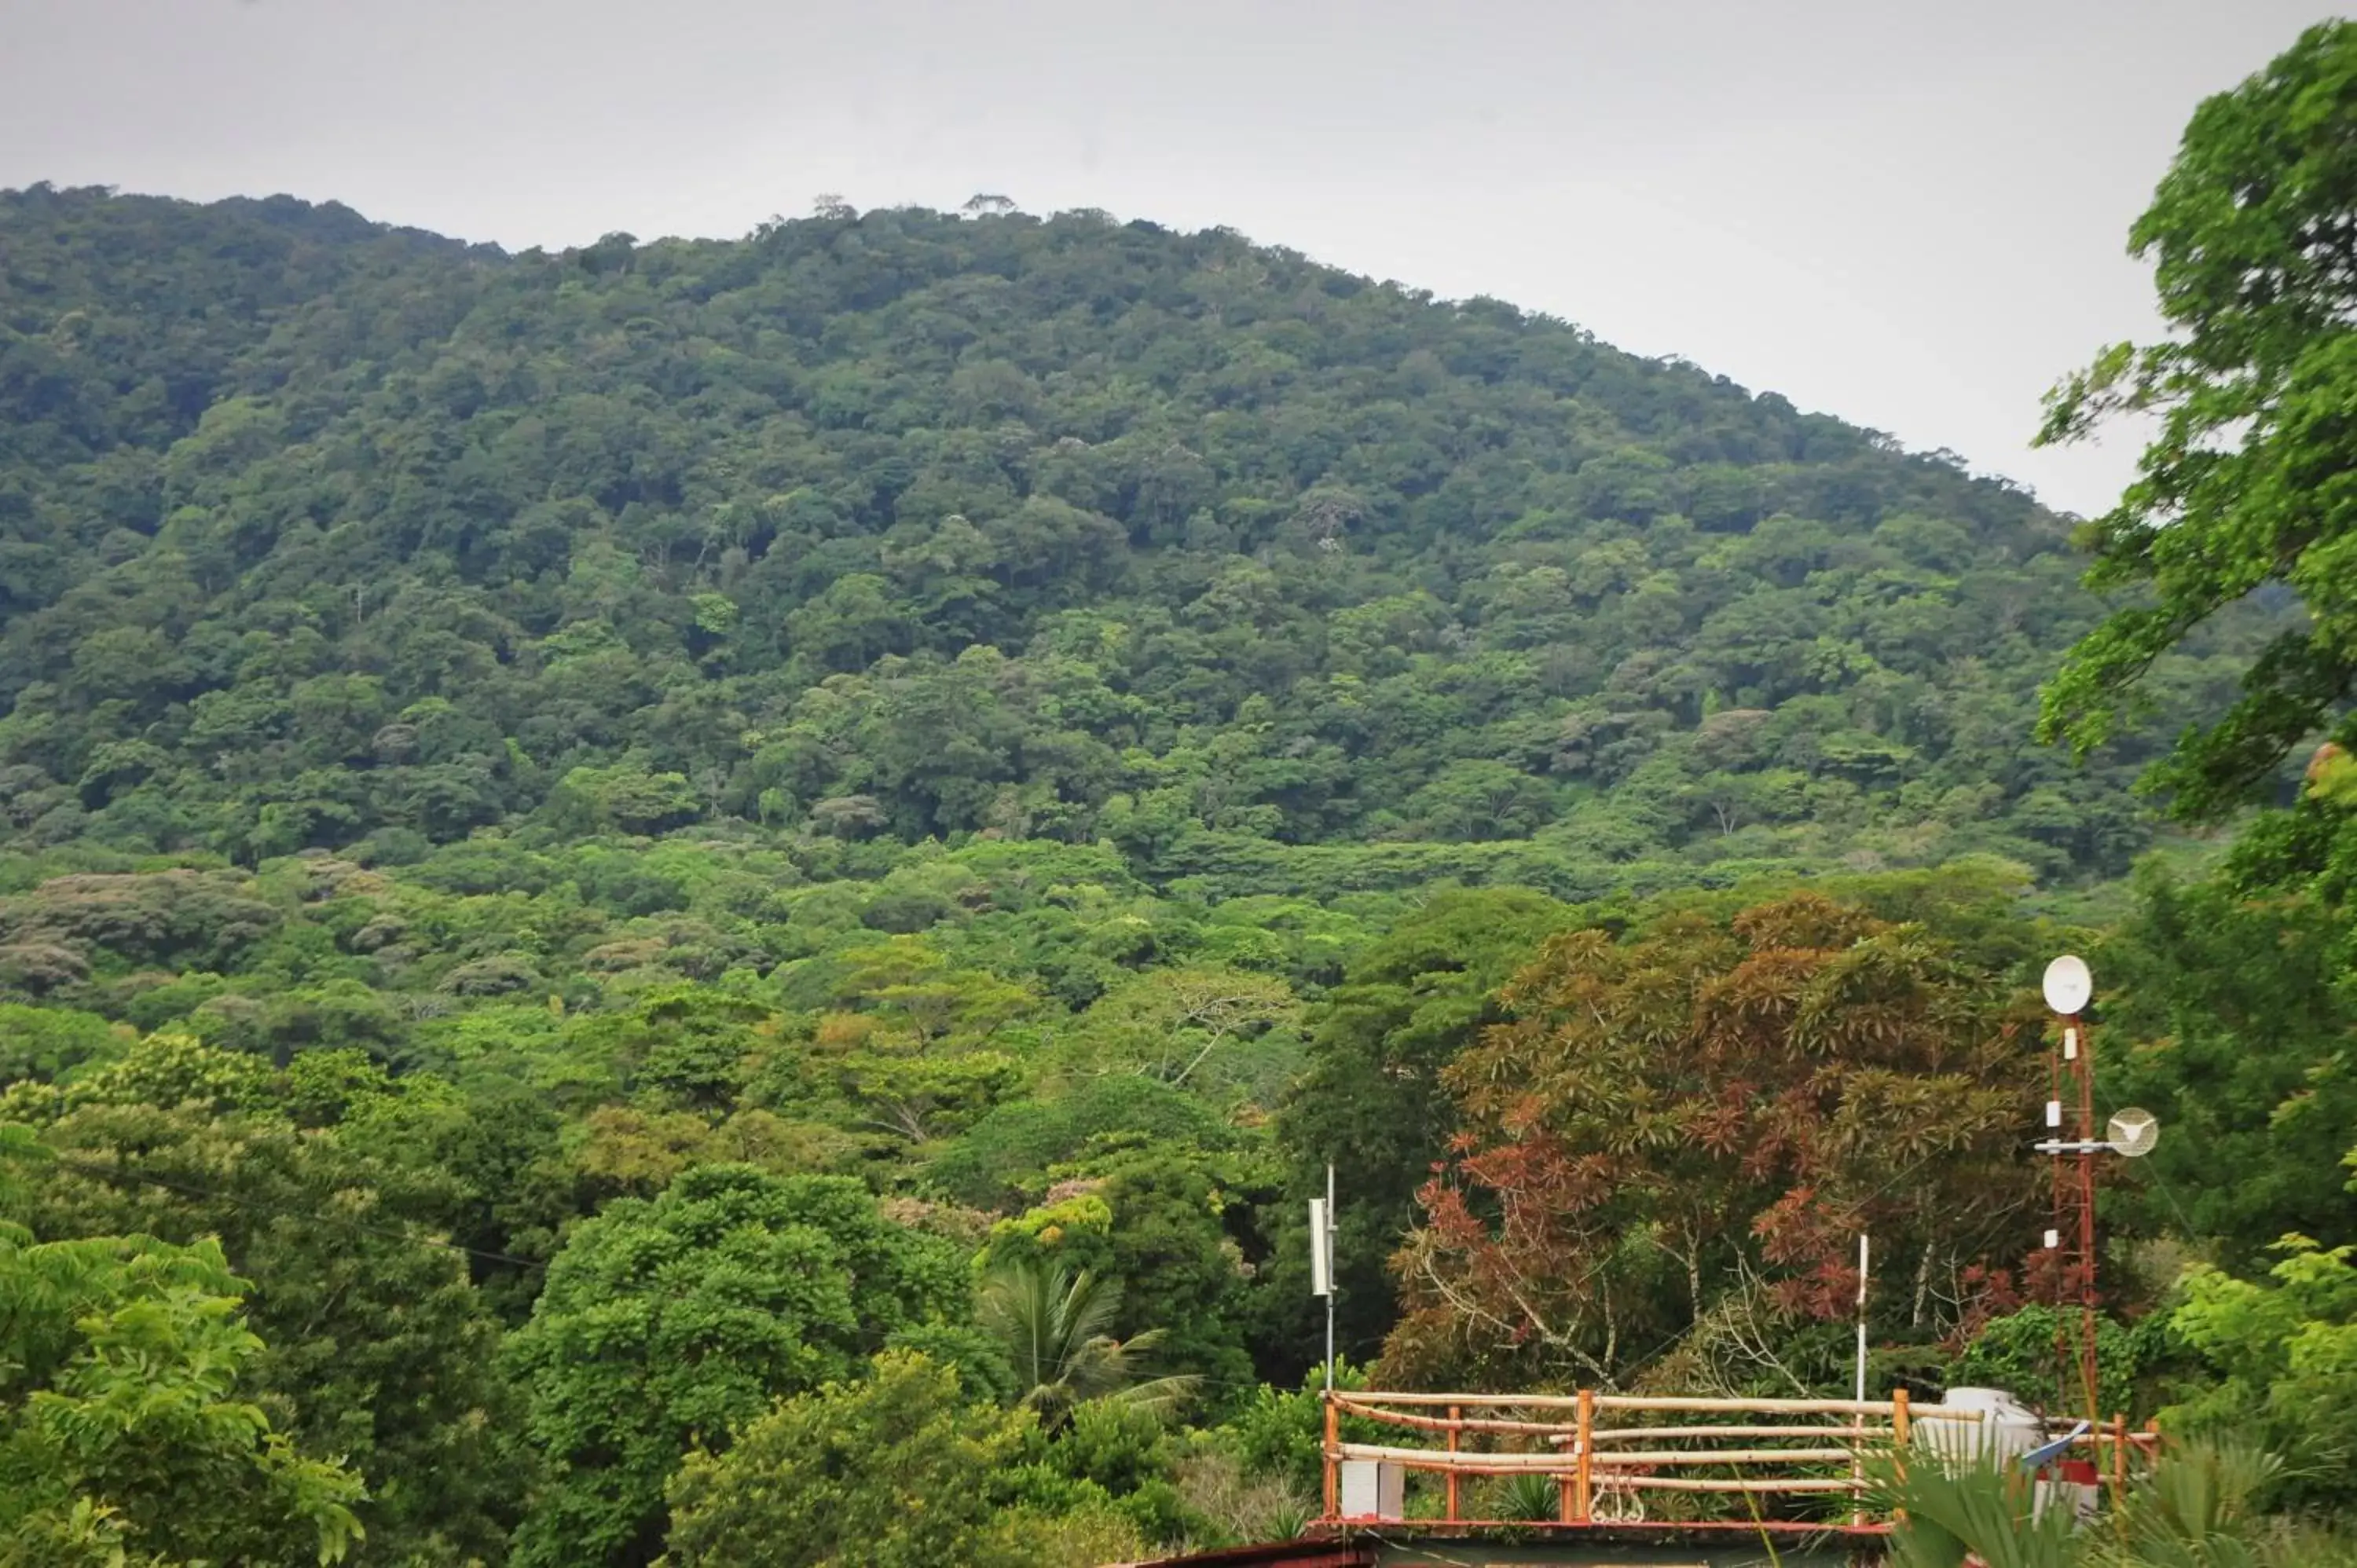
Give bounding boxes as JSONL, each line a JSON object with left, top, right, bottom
{"left": 1871, "top": 1447, "right": 2080, "bottom": 1568}
{"left": 976, "top": 1259, "right": 1198, "bottom": 1427}
{"left": 1872, "top": 1440, "right": 2354, "bottom": 1568}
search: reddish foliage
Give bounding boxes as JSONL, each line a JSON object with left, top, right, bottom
{"left": 1384, "top": 892, "right": 2047, "bottom": 1390}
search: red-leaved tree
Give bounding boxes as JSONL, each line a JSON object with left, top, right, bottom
{"left": 1385, "top": 892, "right": 2045, "bottom": 1392}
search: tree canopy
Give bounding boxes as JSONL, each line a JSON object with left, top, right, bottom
{"left": 2038, "top": 20, "right": 2357, "bottom": 821}
{"left": 504, "top": 1163, "right": 963, "bottom": 1568}
{"left": 1387, "top": 891, "right": 2045, "bottom": 1390}
{"left": 0, "top": 1199, "right": 365, "bottom": 1568}
{"left": 8, "top": 22, "right": 2357, "bottom": 1558}
{"left": 0, "top": 183, "right": 2257, "bottom": 897}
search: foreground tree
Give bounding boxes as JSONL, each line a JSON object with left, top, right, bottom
{"left": 2168, "top": 1236, "right": 2357, "bottom": 1513}
{"left": 2038, "top": 20, "right": 2357, "bottom": 821}
{"left": 662, "top": 1350, "right": 1038, "bottom": 1568}
{"left": 2095, "top": 870, "right": 2357, "bottom": 1260}
{"left": 0, "top": 1136, "right": 364, "bottom": 1566}
{"left": 505, "top": 1164, "right": 963, "bottom": 1568}
{"left": 9, "top": 1070, "right": 526, "bottom": 1567}
{"left": 1387, "top": 892, "right": 2044, "bottom": 1389}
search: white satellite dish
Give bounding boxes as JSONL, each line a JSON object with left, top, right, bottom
{"left": 2042, "top": 955, "right": 2093, "bottom": 1017}
{"left": 2107, "top": 1108, "right": 2160, "bottom": 1158}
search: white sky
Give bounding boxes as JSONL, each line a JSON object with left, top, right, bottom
{"left": 0, "top": 0, "right": 2332, "bottom": 516}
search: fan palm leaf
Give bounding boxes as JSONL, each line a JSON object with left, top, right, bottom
{"left": 977, "top": 1260, "right": 1198, "bottom": 1425}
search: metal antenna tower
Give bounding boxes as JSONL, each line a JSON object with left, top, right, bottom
{"left": 2033, "top": 955, "right": 2157, "bottom": 1431}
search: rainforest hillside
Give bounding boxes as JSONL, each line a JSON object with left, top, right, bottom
{"left": 4, "top": 168, "right": 2348, "bottom": 1568}
{"left": 0, "top": 185, "right": 2253, "bottom": 890}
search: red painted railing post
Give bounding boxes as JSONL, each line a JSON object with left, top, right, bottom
{"left": 1446, "top": 1405, "right": 1461, "bottom": 1522}
{"left": 1891, "top": 1387, "right": 1912, "bottom": 1526}
{"left": 1574, "top": 1389, "right": 1594, "bottom": 1524}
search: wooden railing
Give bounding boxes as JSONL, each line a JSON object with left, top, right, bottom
{"left": 1321, "top": 1392, "right": 2161, "bottom": 1535}
{"left": 1321, "top": 1390, "right": 1941, "bottom": 1533}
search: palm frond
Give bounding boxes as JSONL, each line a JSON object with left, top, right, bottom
{"left": 977, "top": 1259, "right": 1190, "bottom": 1423}
{"left": 1865, "top": 1449, "right": 2078, "bottom": 1568}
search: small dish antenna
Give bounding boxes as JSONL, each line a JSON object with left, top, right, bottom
{"left": 2106, "top": 1107, "right": 2160, "bottom": 1158}
{"left": 2042, "top": 955, "right": 2093, "bottom": 1017}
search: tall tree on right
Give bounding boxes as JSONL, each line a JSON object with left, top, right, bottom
{"left": 2037, "top": 20, "right": 2357, "bottom": 1269}
{"left": 2038, "top": 20, "right": 2357, "bottom": 827}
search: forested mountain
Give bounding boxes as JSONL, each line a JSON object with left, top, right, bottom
{"left": 2, "top": 139, "right": 2349, "bottom": 1568}
{"left": 0, "top": 185, "right": 2250, "bottom": 889}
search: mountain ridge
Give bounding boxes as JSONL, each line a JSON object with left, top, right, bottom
{"left": 0, "top": 183, "right": 2238, "bottom": 892}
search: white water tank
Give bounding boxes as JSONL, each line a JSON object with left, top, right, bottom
{"left": 1338, "top": 1460, "right": 1405, "bottom": 1519}
{"left": 1914, "top": 1387, "right": 2044, "bottom": 1468}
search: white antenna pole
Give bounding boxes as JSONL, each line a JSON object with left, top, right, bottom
{"left": 1324, "top": 1163, "right": 1337, "bottom": 1396}
{"left": 1853, "top": 1234, "right": 1870, "bottom": 1403}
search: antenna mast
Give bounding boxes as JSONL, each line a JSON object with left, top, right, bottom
{"left": 1310, "top": 1164, "right": 1337, "bottom": 1395}
{"left": 2040, "top": 955, "right": 2100, "bottom": 1428}
{"left": 1325, "top": 1164, "right": 1336, "bottom": 1394}
{"left": 2031, "top": 958, "right": 2161, "bottom": 1431}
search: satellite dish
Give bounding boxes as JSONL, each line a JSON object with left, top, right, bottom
{"left": 2042, "top": 955, "right": 2093, "bottom": 1016}
{"left": 2107, "top": 1108, "right": 2159, "bottom": 1158}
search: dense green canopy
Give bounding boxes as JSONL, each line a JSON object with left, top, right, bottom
{"left": 2040, "top": 20, "right": 2357, "bottom": 822}
{"left": 6, "top": 24, "right": 2357, "bottom": 1556}
{"left": 0, "top": 184, "right": 2261, "bottom": 891}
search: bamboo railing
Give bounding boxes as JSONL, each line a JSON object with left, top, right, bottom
{"left": 1321, "top": 1390, "right": 2160, "bottom": 1535}
{"left": 1322, "top": 1390, "right": 1939, "bottom": 1533}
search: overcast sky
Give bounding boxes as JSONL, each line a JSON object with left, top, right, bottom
{"left": 0, "top": 0, "right": 2330, "bottom": 516}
